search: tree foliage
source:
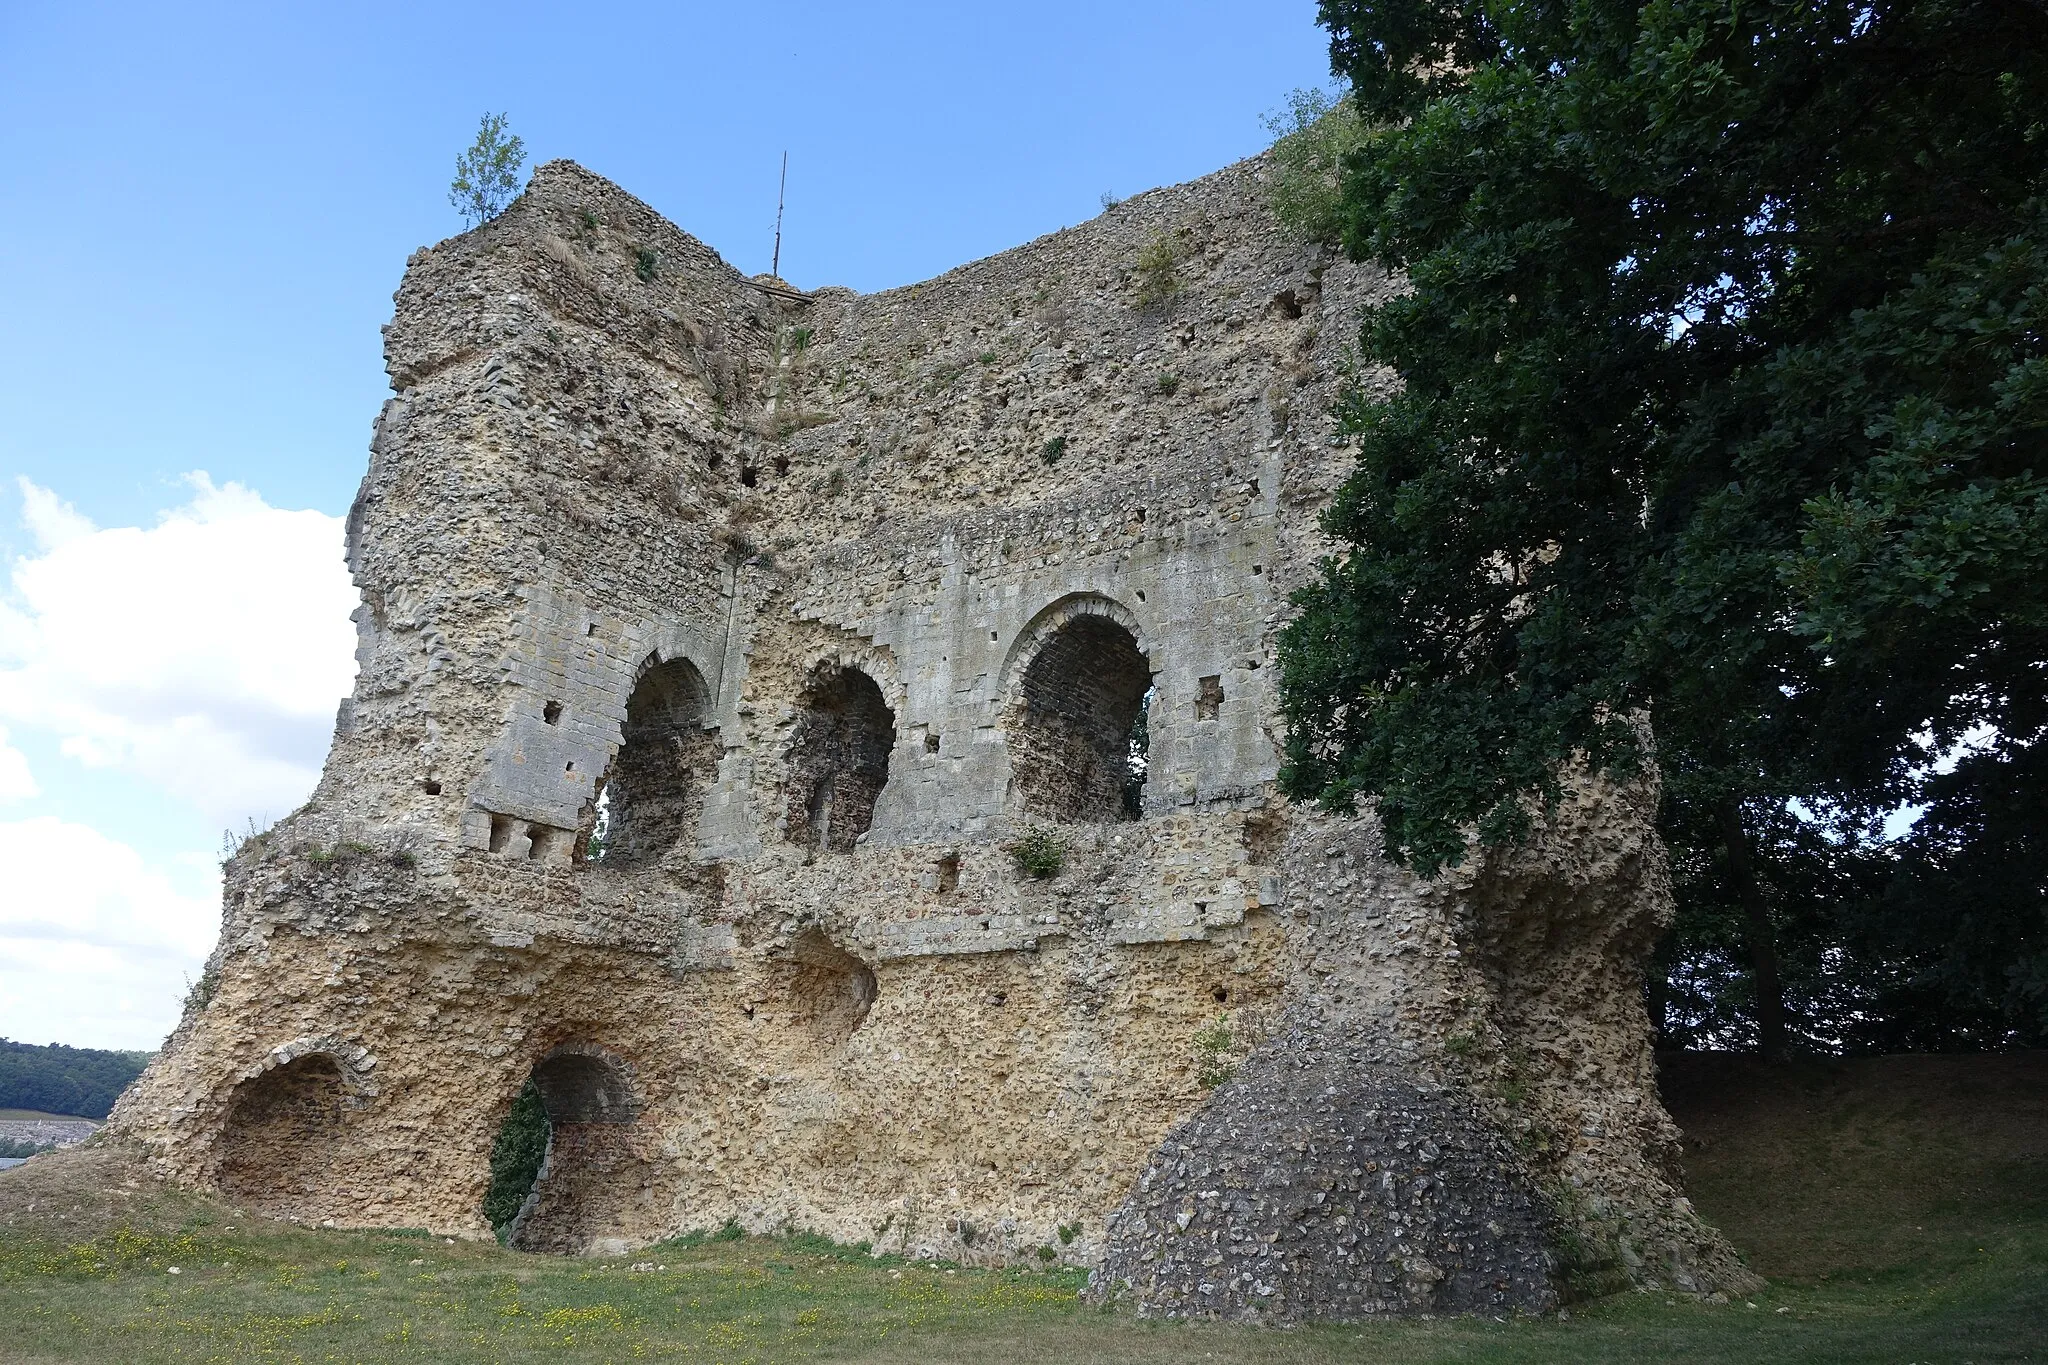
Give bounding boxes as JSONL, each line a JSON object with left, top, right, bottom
{"left": 0, "top": 1039, "right": 152, "bottom": 1120}
{"left": 1283, "top": 0, "right": 2048, "bottom": 1052}
{"left": 449, "top": 112, "right": 527, "bottom": 229}
{"left": 483, "top": 1079, "right": 549, "bottom": 1233}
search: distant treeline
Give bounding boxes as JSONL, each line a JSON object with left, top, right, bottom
{"left": 0, "top": 1039, "right": 152, "bottom": 1120}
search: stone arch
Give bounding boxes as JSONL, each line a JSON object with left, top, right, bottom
{"left": 782, "top": 658, "right": 898, "bottom": 851}
{"left": 1001, "top": 594, "right": 1157, "bottom": 822}
{"left": 592, "top": 653, "right": 719, "bottom": 865}
{"left": 495, "top": 1042, "right": 656, "bottom": 1253}
{"left": 213, "top": 1037, "right": 377, "bottom": 1218}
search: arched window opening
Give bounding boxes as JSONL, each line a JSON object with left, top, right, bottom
{"left": 590, "top": 658, "right": 718, "bottom": 866}
{"left": 216, "top": 1054, "right": 356, "bottom": 1217}
{"left": 783, "top": 665, "right": 895, "bottom": 852}
{"left": 1010, "top": 614, "right": 1154, "bottom": 822}
{"left": 485, "top": 1046, "right": 650, "bottom": 1253}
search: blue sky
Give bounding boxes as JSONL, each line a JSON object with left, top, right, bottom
{"left": 0, "top": 2, "right": 1334, "bottom": 1049}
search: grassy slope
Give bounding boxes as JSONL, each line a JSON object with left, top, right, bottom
{"left": 0, "top": 1054, "right": 2041, "bottom": 1364}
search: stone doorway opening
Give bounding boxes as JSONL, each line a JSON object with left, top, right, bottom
{"left": 484, "top": 1044, "right": 652, "bottom": 1253}
{"left": 214, "top": 1050, "right": 363, "bottom": 1220}
{"left": 1008, "top": 611, "right": 1154, "bottom": 822}
{"left": 587, "top": 657, "right": 719, "bottom": 865}
{"left": 783, "top": 663, "right": 895, "bottom": 851}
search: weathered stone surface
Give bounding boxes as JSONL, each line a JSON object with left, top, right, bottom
{"left": 107, "top": 152, "right": 1758, "bottom": 1313}
{"left": 1099, "top": 1031, "right": 1558, "bottom": 1321}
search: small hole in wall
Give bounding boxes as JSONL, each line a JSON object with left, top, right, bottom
{"left": 707, "top": 451, "right": 723, "bottom": 469}
{"left": 740, "top": 466, "right": 759, "bottom": 487}
{"left": 1212, "top": 985, "right": 1231, "bottom": 1004}
{"left": 587, "top": 622, "right": 599, "bottom": 636}
{"left": 772, "top": 454, "right": 790, "bottom": 475}
{"left": 488, "top": 814, "right": 513, "bottom": 853}
{"left": 990, "top": 630, "right": 998, "bottom": 641}
{"left": 1135, "top": 507, "right": 1146, "bottom": 524}
{"left": 1195, "top": 675, "right": 1224, "bottom": 721}
{"left": 1248, "top": 659, "right": 1261, "bottom": 670}
{"left": 565, "top": 761, "right": 575, "bottom": 773}
{"left": 543, "top": 700, "right": 563, "bottom": 725}
{"left": 1195, "top": 901, "right": 1209, "bottom": 915}
{"left": 936, "top": 852, "right": 960, "bottom": 893}
{"left": 525, "top": 824, "right": 551, "bottom": 860}
{"left": 925, "top": 732, "right": 940, "bottom": 754}
{"left": 422, "top": 780, "right": 442, "bottom": 796}
{"left": 1243, "top": 808, "right": 1288, "bottom": 865}
{"left": 1135, "top": 590, "right": 1146, "bottom": 602}
{"left": 742, "top": 1003, "right": 756, "bottom": 1020}
{"left": 987, "top": 990, "right": 1007, "bottom": 1007}
{"left": 1253, "top": 564, "right": 1264, "bottom": 575}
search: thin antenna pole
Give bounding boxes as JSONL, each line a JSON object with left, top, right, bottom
{"left": 771, "top": 150, "right": 787, "bottom": 280}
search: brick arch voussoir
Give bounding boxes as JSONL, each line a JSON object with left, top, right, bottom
{"left": 996, "top": 592, "right": 1156, "bottom": 711}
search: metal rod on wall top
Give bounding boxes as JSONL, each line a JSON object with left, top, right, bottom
{"left": 771, "top": 151, "right": 787, "bottom": 280}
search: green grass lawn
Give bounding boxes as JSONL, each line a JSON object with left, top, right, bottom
{"left": 1, "top": 1053, "right": 2042, "bottom": 1364}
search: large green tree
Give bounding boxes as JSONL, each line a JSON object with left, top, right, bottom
{"left": 1281, "top": 0, "right": 2048, "bottom": 1055}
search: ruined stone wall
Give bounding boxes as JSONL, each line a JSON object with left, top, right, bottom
{"left": 111, "top": 156, "right": 1755, "bottom": 1318}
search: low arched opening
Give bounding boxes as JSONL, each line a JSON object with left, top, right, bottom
{"left": 485, "top": 1044, "right": 653, "bottom": 1254}
{"left": 215, "top": 1052, "right": 362, "bottom": 1218}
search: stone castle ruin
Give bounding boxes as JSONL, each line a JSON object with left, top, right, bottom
{"left": 111, "top": 156, "right": 1757, "bottom": 1319}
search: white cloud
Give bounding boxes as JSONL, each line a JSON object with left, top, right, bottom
{"left": 0, "top": 473, "right": 359, "bottom": 831}
{"left": 0, "top": 817, "right": 219, "bottom": 1050}
{"left": 18, "top": 480, "right": 96, "bottom": 550}
{"left": 0, "top": 724, "right": 34, "bottom": 801}
{"left": 0, "top": 476, "right": 357, "bottom": 1050}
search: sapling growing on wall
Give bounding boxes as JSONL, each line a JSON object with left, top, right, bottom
{"left": 1261, "top": 87, "right": 1371, "bottom": 243}
{"left": 1004, "top": 826, "right": 1067, "bottom": 879}
{"left": 1193, "top": 1013, "right": 1236, "bottom": 1088}
{"left": 1133, "top": 231, "right": 1180, "bottom": 306}
{"left": 449, "top": 112, "right": 527, "bottom": 228}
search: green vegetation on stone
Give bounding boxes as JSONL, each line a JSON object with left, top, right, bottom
{"left": 0, "top": 1054, "right": 2041, "bottom": 1362}
{"left": 1281, "top": 0, "right": 2048, "bottom": 1056}
{"left": 448, "top": 112, "right": 526, "bottom": 229}
{"left": 1003, "top": 827, "right": 1067, "bottom": 880}
{"left": 1193, "top": 1014, "right": 1236, "bottom": 1089}
{"left": 1260, "top": 87, "right": 1372, "bottom": 244}
{"left": 1132, "top": 231, "right": 1180, "bottom": 306}
{"left": 483, "top": 1080, "right": 549, "bottom": 1234}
